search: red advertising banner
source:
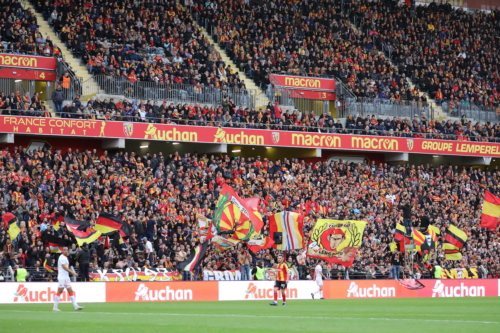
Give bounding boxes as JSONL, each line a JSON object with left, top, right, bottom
{"left": 4, "top": 116, "right": 500, "bottom": 157}
{"left": 284, "top": 88, "right": 336, "bottom": 101}
{"left": 323, "top": 279, "right": 499, "bottom": 299}
{"left": 106, "top": 281, "right": 218, "bottom": 302}
{"left": 0, "top": 68, "right": 56, "bottom": 81}
{"left": 270, "top": 74, "right": 336, "bottom": 91}
{"left": 0, "top": 54, "right": 57, "bottom": 70}
{"left": 0, "top": 55, "right": 57, "bottom": 81}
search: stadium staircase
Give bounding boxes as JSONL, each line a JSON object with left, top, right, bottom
{"left": 197, "top": 26, "right": 271, "bottom": 109}
{"left": 27, "top": 1, "right": 103, "bottom": 102}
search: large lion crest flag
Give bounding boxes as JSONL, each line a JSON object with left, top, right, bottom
{"left": 307, "top": 220, "right": 367, "bottom": 267}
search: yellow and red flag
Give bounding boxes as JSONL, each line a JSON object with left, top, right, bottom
{"left": 197, "top": 214, "right": 216, "bottom": 241}
{"left": 268, "top": 211, "right": 304, "bottom": 251}
{"left": 480, "top": 191, "right": 500, "bottom": 230}
{"left": 2, "top": 212, "right": 20, "bottom": 240}
{"left": 307, "top": 220, "right": 366, "bottom": 267}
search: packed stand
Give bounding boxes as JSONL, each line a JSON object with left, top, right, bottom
{"left": 0, "top": 0, "right": 62, "bottom": 56}
{"left": 194, "top": 0, "right": 426, "bottom": 104}
{"left": 32, "top": 0, "right": 250, "bottom": 96}
{"left": 0, "top": 145, "right": 499, "bottom": 282}
{"left": 0, "top": 90, "right": 49, "bottom": 116}
{"left": 352, "top": 1, "right": 500, "bottom": 109}
{"left": 0, "top": 89, "right": 495, "bottom": 144}
{"left": 7, "top": 91, "right": 500, "bottom": 143}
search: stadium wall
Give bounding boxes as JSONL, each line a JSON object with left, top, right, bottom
{"left": 0, "top": 280, "right": 498, "bottom": 304}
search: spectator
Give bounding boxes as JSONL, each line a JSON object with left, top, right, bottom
{"left": 51, "top": 85, "right": 65, "bottom": 115}
{"left": 76, "top": 243, "right": 91, "bottom": 282}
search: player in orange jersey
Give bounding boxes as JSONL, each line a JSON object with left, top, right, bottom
{"left": 270, "top": 254, "right": 289, "bottom": 306}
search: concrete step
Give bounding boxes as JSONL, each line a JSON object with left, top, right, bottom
{"left": 198, "top": 27, "right": 269, "bottom": 104}
{"left": 31, "top": 5, "right": 104, "bottom": 96}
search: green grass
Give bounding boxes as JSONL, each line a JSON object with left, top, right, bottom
{"left": 0, "top": 298, "right": 499, "bottom": 333}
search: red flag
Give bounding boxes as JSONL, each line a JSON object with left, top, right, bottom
{"left": 248, "top": 237, "right": 275, "bottom": 253}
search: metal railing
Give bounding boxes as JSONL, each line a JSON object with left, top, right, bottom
{"left": 442, "top": 102, "right": 499, "bottom": 122}
{"left": 80, "top": 76, "right": 257, "bottom": 109}
{"left": 3, "top": 111, "right": 499, "bottom": 143}
{"left": 349, "top": 98, "right": 435, "bottom": 120}
{"left": 0, "top": 48, "right": 55, "bottom": 57}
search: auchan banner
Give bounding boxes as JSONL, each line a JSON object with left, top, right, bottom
{"left": 5, "top": 116, "right": 500, "bottom": 157}
{"left": 218, "top": 281, "right": 317, "bottom": 301}
{"left": 0, "top": 282, "right": 106, "bottom": 304}
{"left": 106, "top": 281, "right": 218, "bottom": 302}
{"left": 323, "top": 279, "right": 499, "bottom": 299}
{"left": 270, "top": 74, "right": 335, "bottom": 91}
{"left": 0, "top": 54, "right": 57, "bottom": 70}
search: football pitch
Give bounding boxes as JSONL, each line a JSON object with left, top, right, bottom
{"left": 0, "top": 298, "right": 498, "bottom": 333}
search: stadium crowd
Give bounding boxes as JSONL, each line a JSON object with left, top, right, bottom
{"left": 0, "top": 144, "right": 499, "bottom": 282}
{"left": 196, "top": 0, "right": 500, "bottom": 108}
{"left": 0, "top": 0, "right": 62, "bottom": 56}
{"left": 3, "top": 0, "right": 494, "bottom": 111}
{"left": 32, "top": 0, "right": 247, "bottom": 93}
{"left": 2, "top": 87, "right": 500, "bottom": 142}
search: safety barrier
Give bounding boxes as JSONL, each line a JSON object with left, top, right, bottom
{"left": 0, "top": 279, "right": 498, "bottom": 304}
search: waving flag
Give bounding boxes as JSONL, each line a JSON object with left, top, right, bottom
{"left": 71, "top": 228, "right": 102, "bottom": 246}
{"left": 421, "top": 226, "right": 439, "bottom": 253}
{"left": 248, "top": 233, "right": 275, "bottom": 253}
{"left": 307, "top": 220, "right": 366, "bottom": 267}
{"left": 197, "top": 214, "right": 216, "bottom": 241}
{"left": 95, "top": 213, "right": 128, "bottom": 236}
{"left": 442, "top": 225, "right": 468, "bottom": 260}
{"left": 3, "top": 213, "right": 20, "bottom": 240}
{"left": 64, "top": 217, "right": 90, "bottom": 231}
{"left": 412, "top": 229, "right": 425, "bottom": 247}
{"left": 213, "top": 185, "right": 263, "bottom": 241}
{"left": 394, "top": 223, "right": 412, "bottom": 252}
{"left": 481, "top": 191, "right": 500, "bottom": 230}
{"left": 212, "top": 235, "right": 240, "bottom": 252}
{"left": 269, "top": 211, "right": 305, "bottom": 251}
{"left": 43, "top": 259, "right": 56, "bottom": 273}
{"left": 177, "top": 242, "right": 209, "bottom": 272}
{"left": 48, "top": 243, "right": 63, "bottom": 253}
{"left": 51, "top": 213, "right": 64, "bottom": 231}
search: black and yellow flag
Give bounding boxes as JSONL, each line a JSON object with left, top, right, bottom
{"left": 43, "top": 259, "right": 55, "bottom": 273}
{"left": 95, "top": 213, "right": 126, "bottom": 236}
{"left": 71, "top": 228, "right": 102, "bottom": 247}
{"left": 443, "top": 225, "right": 468, "bottom": 260}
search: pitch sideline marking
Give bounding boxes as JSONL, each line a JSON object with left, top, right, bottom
{"left": 1, "top": 310, "right": 498, "bottom": 324}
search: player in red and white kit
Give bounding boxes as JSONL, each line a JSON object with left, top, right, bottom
{"left": 311, "top": 261, "right": 326, "bottom": 299}
{"left": 53, "top": 247, "right": 84, "bottom": 311}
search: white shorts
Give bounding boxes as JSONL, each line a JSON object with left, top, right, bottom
{"left": 57, "top": 278, "right": 72, "bottom": 289}
{"left": 316, "top": 279, "right": 323, "bottom": 287}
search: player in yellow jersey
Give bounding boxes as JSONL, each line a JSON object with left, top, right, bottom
{"left": 270, "top": 254, "right": 289, "bottom": 306}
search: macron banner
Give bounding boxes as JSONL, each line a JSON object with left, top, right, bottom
{"left": 4, "top": 116, "right": 500, "bottom": 157}
{"left": 270, "top": 74, "right": 336, "bottom": 91}
{"left": 0, "top": 54, "right": 56, "bottom": 70}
